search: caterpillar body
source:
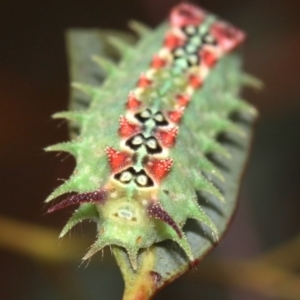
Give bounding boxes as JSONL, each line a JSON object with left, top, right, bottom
{"left": 46, "top": 3, "right": 254, "bottom": 269}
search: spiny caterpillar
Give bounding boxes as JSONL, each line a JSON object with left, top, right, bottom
{"left": 46, "top": 3, "right": 255, "bottom": 269}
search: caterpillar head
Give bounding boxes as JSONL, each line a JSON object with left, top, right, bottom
{"left": 170, "top": 3, "right": 206, "bottom": 27}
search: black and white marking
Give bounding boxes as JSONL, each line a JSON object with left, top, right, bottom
{"left": 114, "top": 167, "right": 154, "bottom": 188}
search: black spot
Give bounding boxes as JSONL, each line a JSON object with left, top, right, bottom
{"left": 114, "top": 167, "right": 154, "bottom": 188}
{"left": 134, "top": 109, "right": 169, "bottom": 127}
{"left": 163, "top": 189, "right": 170, "bottom": 195}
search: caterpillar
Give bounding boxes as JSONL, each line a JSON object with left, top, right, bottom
{"left": 46, "top": 3, "right": 255, "bottom": 270}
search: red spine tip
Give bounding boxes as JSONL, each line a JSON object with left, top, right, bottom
{"left": 176, "top": 94, "right": 190, "bottom": 107}
{"left": 145, "top": 158, "right": 173, "bottom": 182}
{"left": 105, "top": 147, "right": 131, "bottom": 173}
{"left": 164, "top": 32, "right": 184, "bottom": 50}
{"left": 156, "top": 127, "right": 178, "bottom": 148}
{"left": 126, "top": 93, "right": 142, "bottom": 111}
{"left": 119, "top": 116, "right": 140, "bottom": 138}
{"left": 167, "top": 109, "right": 184, "bottom": 123}
{"left": 151, "top": 55, "right": 166, "bottom": 69}
{"left": 188, "top": 74, "right": 203, "bottom": 89}
{"left": 201, "top": 48, "right": 217, "bottom": 68}
{"left": 137, "top": 74, "right": 152, "bottom": 88}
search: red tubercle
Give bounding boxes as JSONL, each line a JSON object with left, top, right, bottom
{"left": 105, "top": 147, "right": 132, "bottom": 173}
{"left": 164, "top": 32, "right": 184, "bottom": 50}
{"left": 149, "top": 271, "right": 162, "bottom": 286}
{"left": 167, "top": 109, "right": 184, "bottom": 123}
{"left": 169, "top": 3, "right": 206, "bottom": 27}
{"left": 151, "top": 55, "right": 167, "bottom": 69}
{"left": 119, "top": 116, "right": 140, "bottom": 138}
{"left": 145, "top": 158, "right": 173, "bottom": 182}
{"left": 137, "top": 74, "right": 152, "bottom": 88}
{"left": 126, "top": 93, "right": 142, "bottom": 111}
{"left": 176, "top": 94, "right": 190, "bottom": 108}
{"left": 155, "top": 127, "right": 178, "bottom": 148}
{"left": 201, "top": 48, "right": 218, "bottom": 68}
{"left": 188, "top": 74, "right": 203, "bottom": 89}
{"left": 210, "top": 21, "right": 246, "bottom": 53}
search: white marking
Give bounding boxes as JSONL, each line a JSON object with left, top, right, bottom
{"left": 120, "top": 171, "right": 132, "bottom": 182}
{"left": 158, "top": 48, "right": 171, "bottom": 58}
{"left": 133, "top": 87, "right": 144, "bottom": 98}
{"left": 186, "top": 86, "right": 195, "bottom": 96}
{"left": 154, "top": 113, "right": 164, "bottom": 122}
{"left": 147, "top": 139, "right": 157, "bottom": 149}
{"left": 136, "top": 174, "right": 148, "bottom": 186}
{"left": 204, "top": 34, "right": 215, "bottom": 44}
{"left": 140, "top": 110, "right": 151, "bottom": 118}
{"left": 188, "top": 55, "right": 198, "bottom": 65}
{"left": 111, "top": 191, "right": 118, "bottom": 199}
{"left": 145, "top": 68, "right": 156, "bottom": 79}
{"left": 132, "top": 136, "right": 143, "bottom": 145}
{"left": 174, "top": 47, "right": 185, "bottom": 57}
{"left": 186, "top": 25, "right": 196, "bottom": 35}
{"left": 118, "top": 209, "right": 133, "bottom": 220}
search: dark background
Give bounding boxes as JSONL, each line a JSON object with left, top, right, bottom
{"left": 1, "top": 0, "right": 300, "bottom": 299}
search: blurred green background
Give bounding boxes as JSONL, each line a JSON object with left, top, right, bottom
{"left": 1, "top": 0, "right": 300, "bottom": 299}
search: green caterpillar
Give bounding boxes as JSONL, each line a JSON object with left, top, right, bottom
{"left": 46, "top": 3, "right": 257, "bottom": 270}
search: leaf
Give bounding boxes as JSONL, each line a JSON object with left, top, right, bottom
{"left": 65, "top": 25, "right": 257, "bottom": 299}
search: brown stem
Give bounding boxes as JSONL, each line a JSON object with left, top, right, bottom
{"left": 113, "top": 247, "right": 157, "bottom": 300}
